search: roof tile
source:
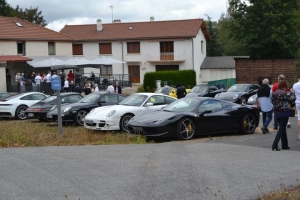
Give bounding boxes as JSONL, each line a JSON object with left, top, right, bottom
{"left": 0, "top": 55, "right": 33, "bottom": 62}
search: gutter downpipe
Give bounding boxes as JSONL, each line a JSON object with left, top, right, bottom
{"left": 119, "top": 41, "right": 124, "bottom": 87}
{"left": 192, "top": 37, "right": 194, "bottom": 70}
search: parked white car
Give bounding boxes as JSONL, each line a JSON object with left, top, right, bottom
{"left": 84, "top": 93, "right": 177, "bottom": 132}
{"left": 0, "top": 92, "right": 47, "bottom": 120}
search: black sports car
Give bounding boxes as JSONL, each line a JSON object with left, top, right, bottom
{"left": 214, "top": 84, "right": 260, "bottom": 104}
{"left": 185, "top": 84, "right": 225, "bottom": 98}
{"left": 26, "top": 92, "right": 82, "bottom": 121}
{"left": 47, "top": 92, "right": 127, "bottom": 125}
{"left": 127, "top": 97, "right": 260, "bottom": 140}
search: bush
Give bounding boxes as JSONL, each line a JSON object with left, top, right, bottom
{"left": 143, "top": 70, "right": 196, "bottom": 92}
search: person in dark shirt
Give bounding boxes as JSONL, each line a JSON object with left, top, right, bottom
{"left": 74, "top": 83, "right": 82, "bottom": 94}
{"left": 176, "top": 82, "right": 187, "bottom": 99}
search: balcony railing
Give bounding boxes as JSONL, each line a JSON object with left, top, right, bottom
{"left": 160, "top": 52, "right": 174, "bottom": 61}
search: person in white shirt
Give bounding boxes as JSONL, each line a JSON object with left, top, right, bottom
{"left": 35, "top": 73, "right": 42, "bottom": 92}
{"left": 293, "top": 78, "right": 300, "bottom": 140}
{"left": 63, "top": 78, "right": 69, "bottom": 92}
{"left": 107, "top": 83, "right": 114, "bottom": 93}
{"left": 45, "top": 71, "right": 51, "bottom": 83}
{"left": 94, "top": 83, "right": 99, "bottom": 92}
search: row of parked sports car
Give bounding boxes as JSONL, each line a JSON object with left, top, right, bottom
{"left": 0, "top": 83, "right": 260, "bottom": 140}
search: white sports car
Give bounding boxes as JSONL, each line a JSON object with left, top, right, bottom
{"left": 84, "top": 93, "right": 177, "bottom": 132}
{"left": 0, "top": 92, "right": 47, "bottom": 120}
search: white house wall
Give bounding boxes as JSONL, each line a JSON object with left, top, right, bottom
{"left": 194, "top": 30, "right": 206, "bottom": 84}
{"left": 0, "top": 41, "right": 16, "bottom": 55}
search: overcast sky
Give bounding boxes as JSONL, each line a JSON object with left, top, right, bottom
{"left": 7, "top": 0, "right": 228, "bottom": 32}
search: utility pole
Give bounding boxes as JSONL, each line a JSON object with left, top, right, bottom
{"left": 109, "top": 5, "right": 113, "bottom": 23}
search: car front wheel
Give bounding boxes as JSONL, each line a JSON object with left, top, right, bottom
{"left": 75, "top": 110, "right": 88, "bottom": 126}
{"left": 177, "top": 118, "right": 196, "bottom": 140}
{"left": 120, "top": 114, "right": 134, "bottom": 132}
{"left": 15, "top": 105, "right": 28, "bottom": 120}
{"left": 240, "top": 113, "right": 256, "bottom": 134}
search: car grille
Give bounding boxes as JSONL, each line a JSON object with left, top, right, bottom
{"left": 85, "top": 120, "right": 106, "bottom": 128}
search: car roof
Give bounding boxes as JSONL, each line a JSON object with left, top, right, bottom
{"left": 50, "top": 92, "right": 82, "bottom": 97}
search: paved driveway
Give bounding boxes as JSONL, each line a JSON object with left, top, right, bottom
{"left": 0, "top": 117, "right": 300, "bottom": 200}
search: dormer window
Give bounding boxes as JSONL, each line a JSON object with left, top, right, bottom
{"left": 15, "top": 22, "right": 23, "bottom": 27}
{"left": 128, "top": 26, "right": 133, "bottom": 30}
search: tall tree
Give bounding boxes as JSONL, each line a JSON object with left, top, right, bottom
{"left": 205, "top": 15, "right": 223, "bottom": 56}
{"left": 0, "top": 0, "right": 13, "bottom": 16}
{"left": 12, "top": 5, "right": 47, "bottom": 26}
{"left": 228, "top": 0, "right": 300, "bottom": 58}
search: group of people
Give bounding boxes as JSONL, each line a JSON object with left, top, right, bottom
{"left": 161, "top": 81, "right": 187, "bottom": 98}
{"left": 256, "top": 74, "right": 300, "bottom": 151}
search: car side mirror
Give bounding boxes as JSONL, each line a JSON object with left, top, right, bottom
{"left": 199, "top": 110, "right": 212, "bottom": 117}
{"left": 145, "top": 102, "right": 153, "bottom": 107}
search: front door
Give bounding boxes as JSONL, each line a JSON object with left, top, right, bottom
{"left": 128, "top": 65, "right": 140, "bottom": 83}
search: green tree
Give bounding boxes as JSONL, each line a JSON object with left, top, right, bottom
{"left": 0, "top": 0, "right": 13, "bottom": 16}
{"left": 12, "top": 5, "right": 47, "bottom": 26}
{"left": 205, "top": 15, "right": 223, "bottom": 56}
{"left": 228, "top": 0, "right": 300, "bottom": 58}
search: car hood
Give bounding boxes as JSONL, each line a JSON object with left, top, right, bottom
{"left": 129, "top": 110, "right": 177, "bottom": 124}
{"left": 85, "top": 105, "right": 140, "bottom": 119}
{"left": 216, "top": 92, "right": 245, "bottom": 99}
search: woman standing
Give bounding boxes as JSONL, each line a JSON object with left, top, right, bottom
{"left": 271, "top": 80, "right": 295, "bottom": 151}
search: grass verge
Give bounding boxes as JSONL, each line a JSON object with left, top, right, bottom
{"left": 257, "top": 184, "right": 300, "bottom": 200}
{"left": 0, "top": 119, "right": 148, "bottom": 147}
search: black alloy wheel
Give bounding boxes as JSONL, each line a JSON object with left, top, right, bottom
{"left": 75, "top": 110, "right": 88, "bottom": 126}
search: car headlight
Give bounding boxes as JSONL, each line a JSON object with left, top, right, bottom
{"left": 233, "top": 94, "right": 239, "bottom": 100}
{"left": 106, "top": 110, "right": 116, "bottom": 117}
{"left": 215, "top": 93, "right": 220, "bottom": 98}
{"left": 63, "top": 106, "right": 71, "bottom": 113}
{"left": 248, "top": 96, "right": 254, "bottom": 102}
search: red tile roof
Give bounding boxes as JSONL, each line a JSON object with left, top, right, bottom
{"left": 0, "top": 16, "right": 74, "bottom": 41}
{"left": 0, "top": 55, "right": 33, "bottom": 62}
{"left": 60, "top": 18, "right": 210, "bottom": 41}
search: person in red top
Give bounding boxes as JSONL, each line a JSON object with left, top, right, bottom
{"left": 272, "top": 74, "right": 291, "bottom": 129}
{"left": 68, "top": 70, "right": 74, "bottom": 81}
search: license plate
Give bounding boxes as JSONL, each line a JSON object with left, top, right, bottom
{"left": 47, "top": 113, "right": 52, "bottom": 118}
{"left": 85, "top": 120, "right": 93, "bottom": 124}
{"left": 28, "top": 113, "right": 34, "bottom": 117}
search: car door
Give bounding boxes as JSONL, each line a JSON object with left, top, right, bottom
{"left": 196, "top": 99, "right": 231, "bottom": 133}
{"left": 23, "top": 94, "right": 46, "bottom": 106}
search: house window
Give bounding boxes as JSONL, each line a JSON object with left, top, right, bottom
{"left": 160, "top": 41, "right": 174, "bottom": 60}
{"left": 48, "top": 42, "right": 55, "bottom": 55}
{"left": 127, "top": 42, "right": 140, "bottom": 54}
{"left": 128, "top": 65, "right": 140, "bottom": 83}
{"left": 100, "top": 65, "right": 113, "bottom": 75}
{"left": 99, "top": 43, "right": 112, "bottom": 54}
{"left": 155, "top": 65, "right": 179, "bottom": 71}
{"left": 17, "top": 41, "right": 25, "bottom": 55}
{"left": 72, "top": 44, "right": 83, "bottom": 55}
{"left": 201, "top": 40, "right": 204, "bottom": 53}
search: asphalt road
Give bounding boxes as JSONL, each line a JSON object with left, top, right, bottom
{"left": 0, "top": 117, "right": 300, "bottom": 200}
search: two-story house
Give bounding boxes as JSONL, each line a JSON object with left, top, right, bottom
{"left": 0, "top": 16, "right": 74, "bottom": 92}
{"left": 60, "top": 18, "right": 210, "bottom": 86}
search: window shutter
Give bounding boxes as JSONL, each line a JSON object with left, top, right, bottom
{"left": 99, "top": 43, "right": 112, "bottom": 54}
{"left": 73, "top": 44, "right": 83, "bottom": 55}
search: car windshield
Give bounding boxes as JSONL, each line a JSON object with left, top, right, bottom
{"left": 40, "top": 96, "right": 57, "bottom": 102}
{"left": 227, "top": 85, "right": 248, "bottom": 92}
{"left": 119, "top": 94, "right": 148, "bottom": 106}
{"left": 78, "top": 93, "right": 101, "bottom": 103}
{"left": 190, "top": 85, "right": 208, "bottom": 93}
{"left": 162, "top": 98, "right": 200, "bottom": 112}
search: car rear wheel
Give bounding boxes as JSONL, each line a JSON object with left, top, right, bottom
{"left": 177, "top": 118, "right": 196, "bottom": 140}
{"left": 75, "top": 110, "right": 87, "bottom": 126}
{"left": 241, "top": 96, "right": 247, "bottom": 105}
{"left": 120, "top": 114, "right": 134, "bottom": 132}
{"left": 240, "top": 113, "right": 256, "bottom": 134}
{"left": 15, "top": 105, "right": 28, "bottom": 120}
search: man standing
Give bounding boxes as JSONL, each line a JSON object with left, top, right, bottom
{"left": 107, "top": 82, "right": 114, "bottom": 93}
{"left": 293, "top": 78, "right": 300, "bottom": 140}
{"left": 35, "top": 73, "right": 42, "bottom": 92}
{"left": 161, "top": 81, "right": 171, "bottom": 95}
{"left": 176, "top": 82, "right": 186, "bottom": 99}
{"left": 114, "top": 81, "right": 122, "bottom": 94}
{"left": 256, "top": 78, "right": 273, "bottom": 134}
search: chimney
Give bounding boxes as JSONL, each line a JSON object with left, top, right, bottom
{"left": 150, "top": 16, "right": 154, "bottom": 21}
{"left": 113, "top": 19, "right": 121, "bottom": 23}
{"left": 97, "top": 19, "right": 103, "bottom": 31}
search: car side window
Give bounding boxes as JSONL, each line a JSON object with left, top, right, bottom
{"left": 20, "top": 95, "right": 32, "bottom": 100}
{"left": 147, "top": 95, "right": 165, "bottom": 105}
{"left": 68, "top": 95, "right": 82, "bottom": 103}
{"left": 107, "top": 94, "right": 118, "bottom": 103}
{"left": 118, "top": 95, "right": 127, "bottom": 102}
{"left": 198, "top": 100, "right": 223, "bottom": 113}
{"left": 61, "top": 96, "right": 69, "bottom": 103}
{"left": 32, "top": 94, "right": 46, "bottom": 100}
{"left": 209, "top": 85, "right": 218, "bottom": 91}
{"left": 165, "top": 96, "right": 176, "bottom": 104}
